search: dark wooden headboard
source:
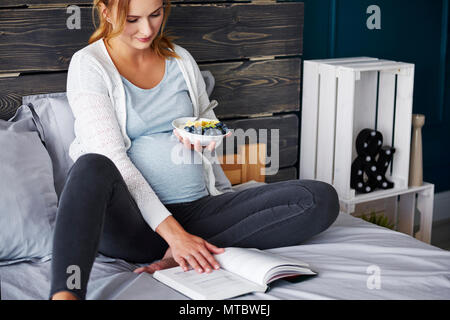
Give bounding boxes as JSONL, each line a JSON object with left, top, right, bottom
{"left": 0, "top": 0, "right": 304, "bottom": 183}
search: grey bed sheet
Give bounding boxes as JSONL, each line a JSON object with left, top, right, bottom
{"left": 2, "top": 181, "right": 450, "bottom": 300}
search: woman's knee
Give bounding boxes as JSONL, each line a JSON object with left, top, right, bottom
{"left": 301, "top": 180, "right": 340, "bottom": 227}
{"left": 68, "top": 153, "right": 121, "bottom": 186}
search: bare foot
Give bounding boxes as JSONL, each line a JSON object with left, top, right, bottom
{"left": 133, "top": 257, "right": 179, "bottom": 274}
{"left": 51, "top": 291, "right": 78, "bottom": 300}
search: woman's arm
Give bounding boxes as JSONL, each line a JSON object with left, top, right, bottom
{"left": 66, "top": 52, "right": 172, "bottom": 231}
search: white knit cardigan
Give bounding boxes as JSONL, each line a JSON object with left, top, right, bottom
{"left": 66, "top": 38, "right": 233, "bottom": 231}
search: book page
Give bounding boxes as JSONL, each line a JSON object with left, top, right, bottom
{"left": 214, "top": 247, "right": 314, "bottom": 286}
{"left": 153, "top": 266, "right": 265, "bottom": 300}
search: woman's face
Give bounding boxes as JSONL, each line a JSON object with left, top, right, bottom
{"left": 107, "top": 0, "right": 165, "bottom": 49}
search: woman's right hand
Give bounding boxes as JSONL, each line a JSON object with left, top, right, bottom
{"left": 155, "top": 216, "right": 225, "bottom": 273}
{"left": 173, "top": 128, "right": 215, "bottom": 153}
{"left": 169, "top": 231, "right": 225, "bottom": 273}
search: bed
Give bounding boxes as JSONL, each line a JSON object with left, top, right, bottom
{"left": 1, "top": 196, "right": 449, "bottom": 300}
{"left": 1, "top": 147, "right": 450, "bottom": 300}
{"left": 0, "top": 1, "right": 449, "bottom": 300}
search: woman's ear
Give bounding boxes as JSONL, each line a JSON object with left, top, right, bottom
{"left": 98, "top": 2, "right": 110, "bottom": 22}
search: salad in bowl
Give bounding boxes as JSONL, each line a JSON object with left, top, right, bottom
{"left": 172, "top": 117, "right": 232, "bottom": 147}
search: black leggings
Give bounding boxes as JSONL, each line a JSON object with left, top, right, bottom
{"left": 49, "top": 153, "right": 339, "bottom": 299}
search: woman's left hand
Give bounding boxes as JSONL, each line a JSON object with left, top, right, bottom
{"left": 173, "top": 128, "right": 217, "bottom": 152}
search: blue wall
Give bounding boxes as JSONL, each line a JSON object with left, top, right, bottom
{"left": 297, "top": 0, "right": 449, "bottom": 193}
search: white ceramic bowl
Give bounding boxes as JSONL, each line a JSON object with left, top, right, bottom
{"left": 172, "top": 117, "right": 231, "bottom": 146}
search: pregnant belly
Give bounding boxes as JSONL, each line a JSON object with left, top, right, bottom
{"left": 127, "top": 132, "right": 208, "bottom": 204}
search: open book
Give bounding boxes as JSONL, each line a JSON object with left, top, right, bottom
{"left": 153, "top": 247, "right": 317, "bottom": 300}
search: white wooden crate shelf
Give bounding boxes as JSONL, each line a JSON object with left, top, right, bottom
{"left": 300, "top": 57, "right": 414, "bottom": 200}
{"left": 341, "top": 182, "right": 431, "bottom": 206}
{"left": 299, "top": 57, "right": 434, "bottom": 243}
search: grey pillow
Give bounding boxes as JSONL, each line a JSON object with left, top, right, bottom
{"left": 0, "top": 104, "right": 57, "bottom": 265}
{"left": 16, "top": 92, "right": 75, "bottom": 200}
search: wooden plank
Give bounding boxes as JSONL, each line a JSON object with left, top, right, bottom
{"left": 316, "top": 63, "right": 336, "bottom": 184}
{"left": 341, "top": 61, "right": 413, "bottom": 72}
{"left": 334, "top": 68, "right": 356, "bottom": 200}
{"left": 0, "top": 3, "right": 304, "bottom": 72}
{"left": 300, "top": 60, "right": 319, "bottom": 180}
{"left": 340, "top": 182, "right": 433, "bottom": 205}
{"left": 206, "top": 58, "right": 301, "bottom": 119}
{"left": 160, "top": 3, "right": 304, "bottom": 61}
{"left": 1, "top": 0, "right": 90, "bottom": 6}
{"left": 397, "top": 193, "right": 415, "bottom": 236}
{"left": 308, "top": 57, "right": 378, "bottom": 64}
{"left": 392, "top": 66, "right": 414, "bottom": 188}
{"left": 1, "top": 0, "right": 237, "bottom": 7}
{"left": 222, "top": 114, "right": 299, "bottom": 169}
{"left": 0, "top": 57, "right": 300, "bottom": 120}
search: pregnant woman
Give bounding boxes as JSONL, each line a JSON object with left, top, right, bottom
{"left": 49, "top": 0, "right": 339, "bottom": 300}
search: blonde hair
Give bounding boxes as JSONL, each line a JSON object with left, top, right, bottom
{"left": 89, "top": 0, "right": 181, "bottom": 60}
